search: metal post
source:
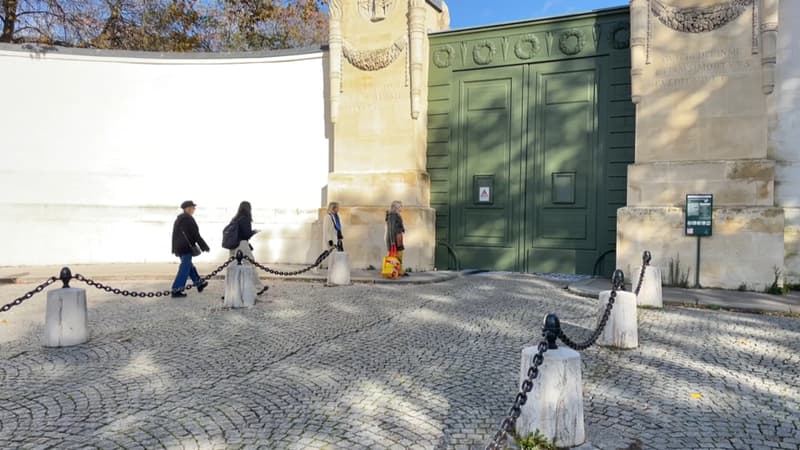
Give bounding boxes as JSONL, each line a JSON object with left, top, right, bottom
{"left": 59, "top": 267, "right": 72, "bottom": 288}
{"left": 695, "top": 236, "right": 701, "bottom": 288}
{"left": 543, "top": 313, "right": 560, "bottom": 349}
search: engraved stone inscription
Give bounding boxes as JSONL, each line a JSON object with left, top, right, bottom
{"left": 652, "top": 48, "right": 754, "bottom": 88}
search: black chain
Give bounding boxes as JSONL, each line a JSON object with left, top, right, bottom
{"left": 634, "top": 250, "right": 651, "bottom": 296}
{"left": 244, "top": 247, "right": 335, "bottom": 277}
{"left": 558, "top": 270, "right": 624, "bottom": 351}
{"left": 486, "top": 338, "right": 551, "bottom": 450}
{"left": 74, "top": 257, "right": 236, "bottom": 297}
{"left": 0, "top": 277, "right": 59, "bottom": 314}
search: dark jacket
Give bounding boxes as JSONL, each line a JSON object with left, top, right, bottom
{"left": 385, "top": 212, "right": 405, "bottom": 251}
{"left": 234, "top": 215, "right": 257, "bottom": 242}
{"left": 172, "top": 213, "right": 210, "bottom": 256}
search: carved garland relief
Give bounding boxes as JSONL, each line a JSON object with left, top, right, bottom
{"left": 650, "top": 0, "right": 753, "bottom": 33}
{"left": 329, "top": 0, "right": 429, "bottom": 121}
{"left": 343, "top": 37, "right": 408, "bottom": 71}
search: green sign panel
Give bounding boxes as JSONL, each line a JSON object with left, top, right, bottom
{"left": 686, "top": 194, "right": 713, "bottom": 237}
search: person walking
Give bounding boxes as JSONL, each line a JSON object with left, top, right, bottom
{"left": 226, "top": 201, "right": 263, "bottom": 292}
{"left": 385, "top": 200, "right": 407, "bottom": 276}
{"left": 171, "top": 200, "right": 210, "bottom": 297}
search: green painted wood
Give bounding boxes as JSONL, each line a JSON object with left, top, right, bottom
{"left": 427, "top": 7, "right": 634, "bottom": 273}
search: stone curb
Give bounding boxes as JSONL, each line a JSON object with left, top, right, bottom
{"left": 3, "top": 270, "right": 471, "bottom": 287}
{"left": 566, "top": 282, "right": 799, "bottom": 315}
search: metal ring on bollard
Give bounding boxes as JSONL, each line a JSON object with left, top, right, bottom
{"left": 643, "top": 250, "right": 652, "bottom": 266}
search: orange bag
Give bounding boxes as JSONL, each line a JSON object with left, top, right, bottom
{"left": 381, "top": 244, "right": 402, "bottom": 279}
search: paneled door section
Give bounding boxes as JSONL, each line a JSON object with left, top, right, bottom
{"left": 450, "top": 61, "right": 601, "bottom": 273}
{"left": 525, "top": 59, "right": 600, "bottom": 274}
{"left": 450, "top": 66, "right": 524, "bottom": 271}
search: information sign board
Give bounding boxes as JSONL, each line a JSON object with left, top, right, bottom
{"left": 685, "top": 194, "right": 713, "bottom": 237}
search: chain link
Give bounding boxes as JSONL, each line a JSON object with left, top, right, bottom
{"left": 74, "top": 256, "right": 236, "bottom": 297}
{"left": 558, "top": 272, "right": 623, "bottom": 351}
{"left": 634, "top": 251, "right": 651, "bottom": 296}
{"left": 245, "top": 247, "right": 335, "bottom": 277}
{"left": 486, "top": 339, "right": 551, "bottom": 450}
{"left": 0, "top": 277, "right": 59, "bottom": 314}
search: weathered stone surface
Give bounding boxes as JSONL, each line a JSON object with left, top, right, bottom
{"left": 597, "top": 290, "right": 638, "bottom": 349}
{"left": 518, "top": 347, "right": 585, "bottom": 447}
{"left": 617, "top": 206, "right": 784, "bottom": 290}
{"left": 625, "top": 0, "right": 787, "bottom": 293}
{"left": 635, "top": 265, "right": 663, "bottom": 308}
{"left": 626, "top": 160, "right": 775, "bottom": 207}
{"left": 327, "top": 251, "right": 352, "bottom": 286}
{"left": 44, "top": 288, "right": 88, "bottom": 347}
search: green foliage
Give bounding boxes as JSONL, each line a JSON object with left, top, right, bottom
{"left": 366, "top": 264, "right": 376, "bottom": 271}
{"left": 663, "top": 255, "right": 691, "bottom": 288}
{"left": 512, "top": 429, "right": 558, "bottom": 450}
{"left": 1, "top": 0, "right": 328, "bottom": 51}
{"left": 764, "top": 266, "right": 789, "bottom": 295}
{"left": 737, "top": 282, "right": 748, "bottom": 292}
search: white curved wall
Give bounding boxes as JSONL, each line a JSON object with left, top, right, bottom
{"left": 0, "top": 45, "right": 330, "bottom": 266}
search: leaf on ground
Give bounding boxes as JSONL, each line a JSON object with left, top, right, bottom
{"left": 690, "top": 393, "right": 703, "bottom": 399}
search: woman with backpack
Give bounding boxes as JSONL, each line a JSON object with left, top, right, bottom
{"left": 385, "top": 200, "right": 407, "bottom": 277}
{"left": 224, "top": 201, "right": 263, "bottom": 292}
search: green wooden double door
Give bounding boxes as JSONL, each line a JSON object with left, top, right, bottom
{"left": 447, "top": 60, "right": 607, "bottom": 273}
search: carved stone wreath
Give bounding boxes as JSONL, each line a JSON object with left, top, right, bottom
{"left": 343, "top": 36, "right": 407, "bottom": 71}
{"left": 432, "top": 45, "right": 455, "bottom": 69}
{"left": 609, "top": 22, "right": 630, "bottom": 50}
{"left": 559, "top": 29, "right": 585, "bottom": 56}
{"left": 651, "top": 0, "right": 753, "bottom": 33}
{"left": 514, "top": 34, "right": 540, "bottom": 60}
{"left": 472, "top": 40, "right": 497, "bottom": 65}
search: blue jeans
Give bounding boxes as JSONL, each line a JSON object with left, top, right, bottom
{"left": 171, "top": 253, "right": 202, "bottom": 292}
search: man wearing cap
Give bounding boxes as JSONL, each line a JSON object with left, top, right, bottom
{"left": 171, "top": 200, "right": 211, "bottom": 298}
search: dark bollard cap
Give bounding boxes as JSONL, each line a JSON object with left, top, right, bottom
{"left": 643, "top": 250, "right": 652, "bottom": 266}
{"left": 59, "top": 267, "right": 72, "bottom": 288}
{"left": 235, "top": 250, "right": 244, "bottom": 265}
{"left": 542, "top": 313, "right": 560, "bottom": 349}
{"left": 612, "top": 269, "right": 625, "bottom": 290}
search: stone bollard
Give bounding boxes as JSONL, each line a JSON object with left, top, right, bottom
{"left": 327, "top": 251, "right": 351, "bottom": 286}
{"left": 44, "top": 272, "right": 89, "bottom": 347}
{"left": 518, "top": 315, "right": 585, "bottom": 447}
{"left": 224, "top": 253, "right": 257, "bottom": 308}
{"left": 635, "top": 265, "right": 663, "bottom": 308}
{"left": 597, "top": 288, "right": 638, "bottom": 349}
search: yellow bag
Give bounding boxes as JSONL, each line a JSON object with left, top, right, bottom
{"left": 381, "top": 245, "right": 402, "bottom": 279}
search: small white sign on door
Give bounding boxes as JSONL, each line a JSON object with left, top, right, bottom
{"left": 479, "top": 186, "right": 491, "bottom": 203}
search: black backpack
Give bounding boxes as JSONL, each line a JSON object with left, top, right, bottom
{"left": 222, "top": 220, "right": 239, "bottom": 250}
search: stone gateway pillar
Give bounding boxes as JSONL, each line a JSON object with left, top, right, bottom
{"left": 325, "top": 0, "right": 450, "bottom": 271}
{"left": 619, "top": 0, "right": 786, "bottom": 289}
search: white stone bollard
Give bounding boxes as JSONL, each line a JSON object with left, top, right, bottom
{"left": 635, "top": 265, "right": 663, "bottom": 308}
{"left": 224, "top": 265, "right": 257, "bottom": 308}
{"left": 597, "top": 290, "right": 638, "bottom": 349}
{"left": 327, "top": 251, "right": 351, "bottom": 286}
{"left": 44, "top": 288, "right": 89, "bottom": 347}
{"left": 518, "top": 346, "right": 585, "bottom": 447}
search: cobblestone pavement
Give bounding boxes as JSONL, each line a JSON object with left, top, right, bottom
{"left": 1, "top": 273, "right": 799, "bottom": 450}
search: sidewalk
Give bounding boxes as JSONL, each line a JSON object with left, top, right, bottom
{"left": 566, "top": 277, "right": 800, "bottom": 314}
{"left": 0, "top": 261, "right": 462, "bottom": 286}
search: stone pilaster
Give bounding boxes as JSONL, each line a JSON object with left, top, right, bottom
{"left": 619, "top": 0, "right": 784, "bottom": 290}
{"left": 325, "top": 1, "right": 449, "bottom": 271}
